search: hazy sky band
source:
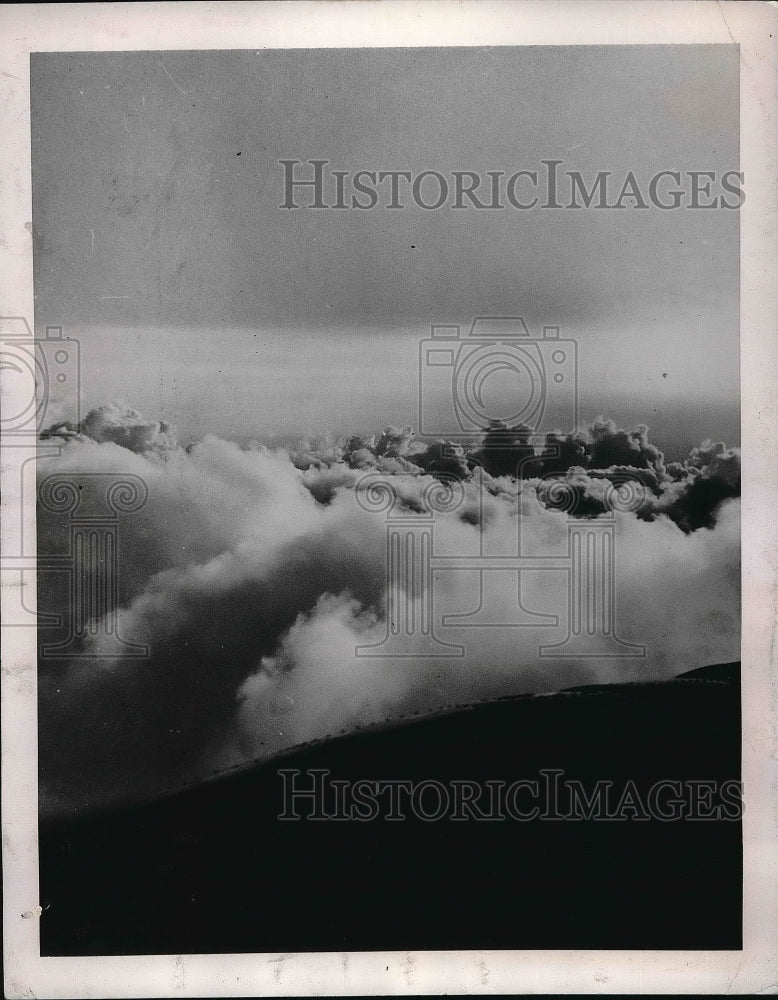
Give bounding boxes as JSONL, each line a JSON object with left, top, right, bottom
{"left": 31, "top": 46, "right": 739, "bottom": 442}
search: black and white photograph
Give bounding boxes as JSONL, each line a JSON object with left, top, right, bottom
{"left": 2, "top": 2, "right": 777, "bottom": 996}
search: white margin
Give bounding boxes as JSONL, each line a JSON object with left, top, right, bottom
{"left": 1, "top": 2, "right": 776, "bottom": 996}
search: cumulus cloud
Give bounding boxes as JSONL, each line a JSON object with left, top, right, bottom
{"left": 42, "top": 402, "right": 178, "bottom": 455}
{"left": 37, "top": 406, "right": 740, "bottom": 815}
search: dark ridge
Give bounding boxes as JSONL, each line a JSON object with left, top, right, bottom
{"left": 99, "top": 659, "right": 743, "bottom": 809}
{"left": 40, "top": 662, "right": 741, "bottom": 955}
{"left": 676, "top": 660, "right": 740, "bottom": 683}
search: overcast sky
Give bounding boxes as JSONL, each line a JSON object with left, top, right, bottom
{"left": 31, "top": 46, "right": 739, "bottom": 451}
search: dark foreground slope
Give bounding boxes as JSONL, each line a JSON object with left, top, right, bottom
{"left": 40, "top": 662, "right": 741, "bottom": 954}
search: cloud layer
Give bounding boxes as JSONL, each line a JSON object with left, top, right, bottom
{"left": 38, "top": 405, "right": 740, "bottom": 814}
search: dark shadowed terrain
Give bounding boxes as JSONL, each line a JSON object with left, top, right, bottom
{"left": 40, "top": 661, "right": 741, "bottom": 954}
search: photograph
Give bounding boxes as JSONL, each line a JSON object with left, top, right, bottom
{"left": 2, "top": 2, "right": 776, "bottom": 996}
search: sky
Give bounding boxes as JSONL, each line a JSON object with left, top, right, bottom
{"left": 31, "top": 46, "right": 740, "bottom": 453}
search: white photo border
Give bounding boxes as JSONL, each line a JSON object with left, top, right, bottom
{"left": 2, "top": 2, "right": 776, "bottom": 995}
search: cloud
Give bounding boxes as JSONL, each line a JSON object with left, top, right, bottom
{"left": 38, "top": 407, "right": 740, "bottom": 815}
{"left": 43, "top": 402, "right": 178, "bottom": 455}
